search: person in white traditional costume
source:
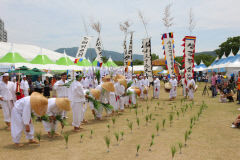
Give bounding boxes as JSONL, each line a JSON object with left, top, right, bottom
{"left": 20, "top": 75, "right": 29, "bottom": 97}
{"left": 169, "top": 75, "right": 177, "bottom": 100}
{"left": 81, "top": 75, "right": 90, "bottom": 89}
{"left": 53, "top": 73, "right": 69, "bottom": 119}
{"left": 182, "top": 77, "right": 187, "bottom": 97}
{"left": 11, "top": 92, "right": 48, "bottom": 147}
{"left": 153, "top": 76, "right": 160, "bottom": 99}
{"left": 42, "top": 98, "right": 70, "bottom": 136}
{"left": 70, "top": 74, "right": 86, "bottom": 131}
{"left": 186, "top": 77, "right": 196, "bottom": 100}
{"left": 118, "top": 78, "right": 127, "bottom": 112}
{"left": 0, "top": 73, "right": 15, "bottom": 130}
{"left": 11, "top": 77, "right": 17, "bottom": 103}
{"left": 142, "top": 75, "right": 149, "bottom": 100}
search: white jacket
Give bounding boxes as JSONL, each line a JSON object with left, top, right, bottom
{"left": 0, "top": 81, "right": 15, "bottom": 101}
{"left": 53, "top": 80, "right": 69, "bottom": 97}
{"left": 70, "top": 81, "right": 85, "bottom": 103}
{"left": 20, "top": 80, "right": 29, "bottom": 91}
{"left": 46, "top": 98, "right": 62, "bottom": 116}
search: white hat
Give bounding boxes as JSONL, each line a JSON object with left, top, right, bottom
{"left": 3, "top": 73, "right": 9, "bottom": 77}
{"left": 23, "top": 75, "right": 26, "bottom": 78}
{"left": 12, "top": 77, "right": 16, "bottom": 79}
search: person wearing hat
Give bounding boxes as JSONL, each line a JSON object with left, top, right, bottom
{"left": 69, "top": 74, "right": 86, "bottom": 131}
{"left": 20, "top": 75, "right": 29, "bottom": 97}
{"left": 0, "top": 73, "right": 15, "bottom": 130}
{"left": 142, "top": 75, "right": 149, "bottom": 100}
{"left": 53, "top": 73, "right": 69, "bottom": 119}
{"left": 117, "top": 79, "right": 126, "bottom": 112}
{"left": 186, "top": 76, "right": 196, "bottom": 100}
{"left": 42, "top": 98, "right": 70, "bottom": 136}
{"left": 11, "top": 92, "right": 48, "bottom": 146}
{"left": 81, "top": 75, "right": 90, "bottom": 89}
{"left": 169, "top": 75, "right": 177, "bottom": 100}
{"left": 153, "top": 76, "right": 160, "bottom": 99}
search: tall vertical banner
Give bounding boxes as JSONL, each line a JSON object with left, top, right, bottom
{"left": 142, "top": 38, "right": 153, "bottom": 83}
{"left": 127, "top": 32, "right": 133, "bottom": 67}
{"left": 76, "top": 36, "right": 91, "bottom": 58}
{"left": 182, "top": 36, "right": 196, "bottom": 84}
{"left": 161, "top": 32, "right": 176, "bottom": 77}
{"left": 123, "top": 37, "right": 128, "bottom": 67}
{"left": 95, "top": 37, "right": 103, "bottom": 67}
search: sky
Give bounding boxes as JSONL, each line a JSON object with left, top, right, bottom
{"left": 0, "top": 0, "right": 240, "bottom": 58}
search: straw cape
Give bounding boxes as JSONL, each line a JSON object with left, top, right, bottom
{"left": 143, "top": 86, "right": 148, "bottom": 94}
{"left": 118, "top": 79, "right": 127, "bottom": 88}
{"left": 102, "top": 75, "right": 111, "bottom": 82}
{"left": 90, "top": 89, "right": 101, "bottom": 100}
{"left": 164, "top": 82, "right": 172, "bottom": 92}
{"left": 131, "top": 87, "right": 141, "bottom": 96}
{"left": 56, "top": 98, "right": 71, "bottom": 111}
{"left": 30, "top": 92, "right": 48, "bottom": 116}
{"left": 102, "top": 82, "right": 115, "bottom": 92}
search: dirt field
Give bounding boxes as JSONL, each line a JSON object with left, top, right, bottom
{"left": 0, "top": 82, "right": 239, "bottom": 160}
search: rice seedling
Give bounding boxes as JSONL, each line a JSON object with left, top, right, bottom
{"left": 112, "top": 117, "right": 116, "bottom": 127}
{"left": 171, "top": 145, "right": 177, "bottom": 160}
{"left": 151, "top": 134, "right": 155, "bottom": 140}
{"left": 185, "top": 104, "right": 188, "bottom": 111}
{"left": 80, "top": 134, "right": 84, "bottom": 143}
{"left": 90, "top": 130, "right": 93, "bottom": 139}
{"left": 169, "top": 114, "right": 173, "bottom": 127}
{"left": 181, "top": 108, "right": 185, "bottom": 117}
{"left": 147, "top": 105, "right": 150, "bottom": 113}
{"left": 156, "top": 122, "right": 160, "bottom": 136}
{"left": 114, "top": 132, "right": 119, "bottom": 145}
{"left": 120, "top": 131, "right": 124, "bottom": 140}
{"left": 157, "top": 102, "right": 160, "bottom": 107}
{"left": 176, "top": 111, "right": 179, "bottom": 120}
{"left": 142, "top": 108, "right": 144, "bottom": 115}
{"left": 184, "top": 131, "right": 188, "bottom": 146}
{"left": 155, "top": 106, "right": 157, "bottom": 111}
{"left": 193, "top": 116, "right": 196, "bottom": 124}
{"left": 178, "top": 142, "right": 183, "bottom": 154}
{"left": 64, "top": 133, "right": 69, "bottom": 149}
{"left": 135, "top": 109, "right": 138, "bottom": 117}
{"left": 107, "top": 124, "right": 110, "bottom": 132}
{"left": 190, "top": 124, "right": 193, "bottom": 129}
{"left": 35, "top": 132, "right": 41, "bottom": 145}
{"left": 162, "top": 119, "right": 166, "bottom": 130}
{"left": 188, "top": 129, "right": 192, "bottom": 138}
{"left": 145, "top": 115, "right": 149, "bottom": 126}
{"left": 174, "top": 105, "right": 177, "bottom": 110}
{"left": 149, "top": 113, "right": 152, "bottom": 122}
{"left": 136, "top": 144, "right": 140, "bottom": 156}
{"left": 136, "top": 117, "right": 140, "bottom": 128}
{"left": 50, "top": 129, "right": 55, "bottom": 139}
{"left": 190, "top": 117, "right": 194, "bottom": 125}
{"left": 128, "top": 121, "right": 133, "bottom": 133}
{"left": 104, "top": 135, "right": 110, "bottom": 152}
{"left": 149, "top": 140, "right": 154, "bottom": 151}
{"left": 189, "top": 103, "right": 193, "bottom": 110}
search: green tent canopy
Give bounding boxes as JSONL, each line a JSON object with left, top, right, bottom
{"left": 10, "top": 66, "right": 44, "bottom": 75}
{"left": 0, "top": 52, "right": 29, "bottom": 63}
{"left": 30, "top": 55, "right": 55, "bottom": 65}
{"left": 56, "top": 56, "right": 74, "bottom": 66}
{"left": 76, "top": 58, "right": 92, "bottom": 66}
{"left": 106, "top": 57, "right": 118, "bottom": 67}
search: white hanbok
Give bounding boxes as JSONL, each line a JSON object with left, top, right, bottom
{"left": 20, "top": 80, "right": 29, "bottom": 96}
{"left": 42, "top": 98, "right": 62, "bottom": 132}
{"left": 0, "top": 81, "right": 15, "bottom": 122}
{"left": 187, "top": 79, "right": 195, "bottom": 99}
{"left": 169, "top": 78, "right": 177, "bottom": 98}
{"left": 53, "top": 79, "right": 69, "bottom": 118}
{"left": 11, "top": 96, "right": 34, "bottom": 143}
{"left": 70, "top": 81, "right": 85, "bottom": 127}
{"left": 153, "top": 78, "right": 160, "bottom": 98}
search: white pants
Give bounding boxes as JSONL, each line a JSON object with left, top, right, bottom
{"left": 42, "top": 121, "right": 58, "bottom": 132}
{"left": 119, "top": 97, "right": 125, "bottom": 110}
{"left": 71, "top": 102, "right": 84, "bottom": 127}
{"left": 182, "top": 84, "right": 186, "bottom": 97}
{"left": 23, "top": 90, "right": 29, "bottom": 97}
{"left": 153, "top": 86, "right": 160, "bottom": 98}
{"left": 11, "top": 107, "right": 34, "bottom": 143}
{"left": 170, "top": 88, "right": 177, "bottom": 98}
{"left": 95, "top": 105, "right": 103, "bottom": 118}
{"left": 124, "top": 96, "right": 129, "bottom": 105}
{"left": 188, "top": 89, "right": 194, "bottom": 99}
{"left": 1, "top": 100, "right": 14, "bottom": 122}
{"left": 109, "top": 92, "right": 118, "bottom": 112}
